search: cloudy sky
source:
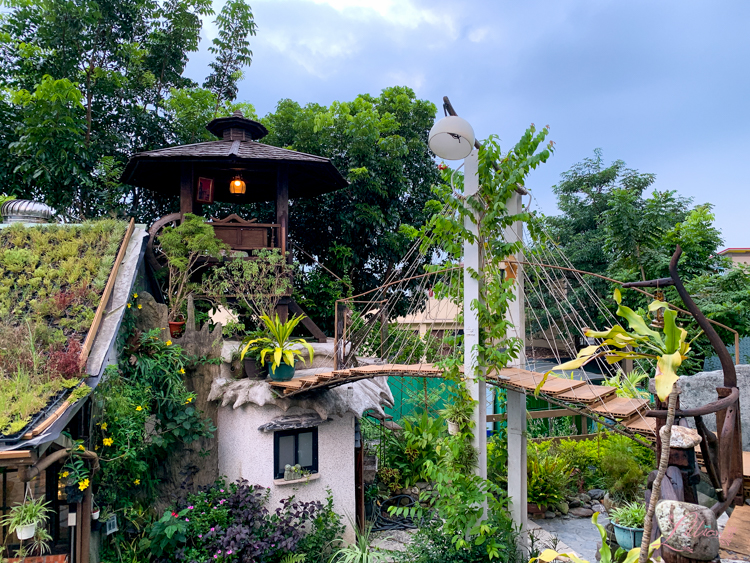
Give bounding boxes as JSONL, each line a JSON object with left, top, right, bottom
{"left": 186, "top": 0, "right": 749, "bottom": 248}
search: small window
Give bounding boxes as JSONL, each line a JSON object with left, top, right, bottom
{"left": 273, "top": 427, "right": 318, "bottom": 479}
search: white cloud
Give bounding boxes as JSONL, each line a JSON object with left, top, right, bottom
{"left": 304, "top": 0, "right": 441, "bottom": 28}
{"left": 468, "top": 26, "right": 490, "bottom": 43}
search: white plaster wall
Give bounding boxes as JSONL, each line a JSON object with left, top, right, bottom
{"left": 218, "top": 403, "right": 356, "bottom": 542}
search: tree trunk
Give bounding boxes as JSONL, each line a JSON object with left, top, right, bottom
{"left": 639, "top": 390, "right": 678, "bottom": 563}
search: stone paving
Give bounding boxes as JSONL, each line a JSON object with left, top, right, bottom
{"left": 533, "top": 515, "right": 610, "bottom": 562}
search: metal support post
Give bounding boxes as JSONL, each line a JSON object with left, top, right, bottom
{"left": 464, "top": 149, "right": 486, "bottom": 480}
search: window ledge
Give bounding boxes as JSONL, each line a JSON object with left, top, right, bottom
{"left": 273, "top": 473, "right": 320, "bottom": 486}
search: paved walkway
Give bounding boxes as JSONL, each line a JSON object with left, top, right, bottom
{"left": 533, "top": 515, "right": 610, "bottom": 562}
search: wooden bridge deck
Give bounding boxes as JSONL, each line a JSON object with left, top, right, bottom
{"left": 268, "top": 363, "right": 657, "bottom": 439}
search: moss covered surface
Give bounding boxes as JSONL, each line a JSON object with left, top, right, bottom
{"left": 0, "top": 219, "right": 126, "bottom": 436}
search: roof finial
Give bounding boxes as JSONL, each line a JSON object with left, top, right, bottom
{"left": 233, "top": 109, "right": 244, "bottom": 118}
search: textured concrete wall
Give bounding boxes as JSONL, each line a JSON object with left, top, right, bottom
{"left": 217, "top": 403, "right": 356, "bottom": 542}
{"left": 679, "top": 364, "right": 750, "bottom": 450}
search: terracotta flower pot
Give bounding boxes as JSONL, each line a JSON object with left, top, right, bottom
{"left": 168, "top": 321, "right": 186, "bottom": 338}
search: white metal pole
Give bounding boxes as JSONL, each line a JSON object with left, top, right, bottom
{"left": 463, "top": 149, "right": 487, "bottom": 480}
{"left": 504, "top": 191, "right": 527, "bottom": 535}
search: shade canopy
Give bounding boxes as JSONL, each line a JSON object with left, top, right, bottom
{"left": 121, "top": 111, "right": 348, "bottom": 203}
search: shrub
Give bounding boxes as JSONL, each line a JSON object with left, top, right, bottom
{"left": 598, "top": 434, "right": 654, "bottom": 502}
{"left": 383, "top": 410, "right": 443, "bottom": 488}
{"left": 398, "top": 511, "right": 522, "bottom": 563}
{"left": 527, "top": 450, "right": 573, "bottom": 510}
{"left": 148, "top": 479, "right": 343, "bottom": 563}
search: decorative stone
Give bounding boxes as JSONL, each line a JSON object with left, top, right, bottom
{"left": 580, "top": 493, "right": 592, "bottom": 503}
{"left": 584, "top": 502, "right": 592, "bottom": 508}
{"left": 545, "top": 511, "right": 556, "bottom": 519}
{"left": 655, "top": 500, "right": 719, "bottom": 561}
{"left": 661, "top": 425, "right": 702, "bottom": 449}
{"left": 557, "top": 501, "right": 569, "bottom": 515}
{"left": 570, "top": 507, "right": 594, "bottom": 518}
{"left": 602, "top": 493, "right": 615, "bottom": 511}
{"left": 588, "top": 489, "right": 606, "bottom": 500}
{"left": 591, "top": 503, "right": 607, "bottom": 515}
{"left": 568, "top": 497, "right": 582, "bottom": 508}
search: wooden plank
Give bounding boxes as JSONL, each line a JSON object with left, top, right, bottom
{"left": 504, "top": 372, "right": 586, "bottom": 395}
{"left": 22, "top": 400, "right": 73, "bottom": 440}
{"left": 721, "top": 505, "right": 750, "bottom": 558}
{"left": 268, "top": 380, "right": 305, "bottom": 389}
{"left": 79, "top": 217, "right": 136, "bottom": 369}
{"left": 624, "top": 415, "right": 657, "bottom": 435}
{"left": 744, "top": 451, "right": 750, "bottom": 478}
{"left": 591, "top": 397, "right": 648, "bottom": 418}
{"left": 556, "top": 384, "right": 618, "bottom": 404}
{"left": 0, "top": 450, "right": 31, "bottom": 460}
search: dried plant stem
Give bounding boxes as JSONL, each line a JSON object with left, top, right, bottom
{"left": 639, "top": 390, "right": 678, "bottom": 563}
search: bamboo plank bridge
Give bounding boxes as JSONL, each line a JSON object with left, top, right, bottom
{"left": 268, "top": 364, "right": 657, "bottom": 441}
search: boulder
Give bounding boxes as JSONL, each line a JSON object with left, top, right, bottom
{"left": 570, "top": 507, "right": 594, "bottom": 518}
{"left": 655, "top": 500, "right": 719, "bottom": 561}
{"left": 557, "top": 501, "right": 569, "bottom": 515}
{"left": 568, "top": 498, "right": 582, "bottom": 508}
{"left": 545, "top": 511, "right": 556, "bottom": 519}
{"left": 588, "top": 489, "right": 606, "bottom": 500}
{"left": 592, "top": 503, "right": 607, "bottom": 515}
{"left": 602, "top": 493, "right": 615, "bottom": 512}
{"left": 580, "top": 493, "right": 592, "bottom": 503}
{"left": 661, "top": 425, "right": 702, "bottom": 449}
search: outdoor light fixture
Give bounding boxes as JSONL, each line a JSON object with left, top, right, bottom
{"left": 428, "top": 115, "right": 475, "bottom": 160}
{"left": 229, "top": 175, "right": 246, "bottom": 195}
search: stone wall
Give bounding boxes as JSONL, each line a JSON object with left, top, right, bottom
{"left": 678, "top": 364, "right": 750, "bottom": 450}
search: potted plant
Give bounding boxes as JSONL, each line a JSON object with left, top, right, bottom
{"left": 240, "top": 314, "right": 314, "bottom": 382}
{"left": 1, "top": 494, "right": 50, "bottom": 540}
{"left": 610, "top": 501, "right": 646, "bottom": 550}
{"left": 439, "top": 400, "right": 474, "bottom": 436}
{"left": 158, "top": 214, "right": 228, "bottom": 336}
{"left": 239, "top": 328, "right": 270, "bottom": 380}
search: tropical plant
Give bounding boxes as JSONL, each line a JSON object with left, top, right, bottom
{"left": 240, "top": 314, "right": 314, "bottom": 371}
{"left": 526, "top": 451, "right": 573, "bottom": 509}
{"left": 158, "top": 214, "right": 229, "bottom": 322}
{"left": 610, "top": 502, "right": 647, "bottom": 529}
{"left": 603, "top": 368, "right": 651, "bottom": 400}
{"left": 383, "top": 410, "right": 443, "bottom": 488}
{"left": 530, "top": 513, "right": 661, "bottom": 563}
{"left": 329, "top": 523, "right": 387, "bottom": 563}
{"left": 439, "top": 398, "right": 474, "bottom": 428}
{"left": 541, "top": 288, "right": 690, "bottom": 403}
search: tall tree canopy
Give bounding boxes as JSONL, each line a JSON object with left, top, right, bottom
{"left": 260, "top": 87, "right": 441, "bottom": 331}
{"left": 0, "top": 0, "right": 256, "bottom": 220}
{"left": 540, "top": 149, "right": 745, "bottom": 369}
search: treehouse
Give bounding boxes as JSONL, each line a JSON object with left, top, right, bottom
{"left": 121, "top": 111, "right": 348, "bottom": 340}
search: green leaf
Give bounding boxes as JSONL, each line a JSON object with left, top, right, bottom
{"left": 616, "top": 303, "right": 664, "bottom": 345}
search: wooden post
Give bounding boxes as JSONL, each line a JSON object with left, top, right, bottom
{"left": 276, "top": 166, "right": 290, "bottom": 322}
{"left": 179, "top": 164, "right": 194, "bottom": 218}
{"left": 355, "top": 419, "right": 365, "bottom": 533}
{"left": 335, "top": 302, "right": 347, "bottom": 370}
{"left": 380, "top": 307, "right": 387, "bottom": 360}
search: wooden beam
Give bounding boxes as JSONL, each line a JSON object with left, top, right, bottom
{"left": 180, "top": 163, "right": 194, "bottom": 217}
{"left": 276, "top": 165, "right": 289, "bottom": 261}
{"left": 79, "top": 218, "right": 135, "bottom": 370}
{"left": 487, "top": 408, "right": 576, "bottom": 423}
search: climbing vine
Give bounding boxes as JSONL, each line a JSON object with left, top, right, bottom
{"left": 393, "top": 128, "right": 553, "bottom": 553}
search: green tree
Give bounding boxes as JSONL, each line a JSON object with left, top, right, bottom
{"left": 260, "top": 86, "right": 441, "bottom": 328}
{"left": 203, "top": 0, "right": 256, "bottom": 115}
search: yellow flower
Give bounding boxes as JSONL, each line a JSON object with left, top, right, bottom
{"left": 184, "top": 397, "right": 193, "bottom": 404}
{"left": 136, "top": 406, "right": 142, "bottom": 412}
{"left": 77, "top": 444, "right": 85, "bottom": 451}
{"left": 133, "top": 293, "right": 138, "bottom": 299}
{"left": 179, "top": 368, "right": 185, "bottom": 374}
{"left": 127, "top": 303, "right": 132, "bottom": 309}
{"left": 95, "top": 445, "right": 99, "bottom": 450}
{"left": 101, "top": 422, "right": 107, "bottom": 431}
{"left": 165, "top": 340, "right": 172, "bottom": 346}
{"left": 134, "top": 479, "right": 140, "bottom": 485}
{"left": 137, "top": 304, "right": 142, "bottom": 310}
{"left": 60, "top": 471, "right": 69, "bottom": 478}
{"left": 78, "top": 478, "right": 90, "bottom": 491}
{"left": 102, "top": 438, "right": 113, "bottom": 447}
